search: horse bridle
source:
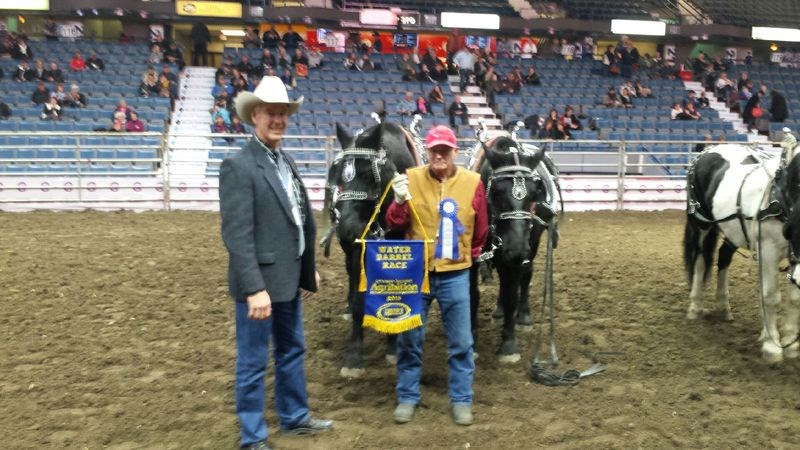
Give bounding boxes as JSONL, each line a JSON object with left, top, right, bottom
{"left": 486, "top": 164, "right": 539, "bottom": 223}
{"left": 328, "top": 147, "right": 389, "bottom": 203}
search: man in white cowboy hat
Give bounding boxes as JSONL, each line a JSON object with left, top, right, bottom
{"left": 219, "top": 76, "right": 333, "bottom": 450}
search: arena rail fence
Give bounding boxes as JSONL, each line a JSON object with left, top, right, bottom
{"left": 0, "top": 131, "right": 782, "bottom": 212}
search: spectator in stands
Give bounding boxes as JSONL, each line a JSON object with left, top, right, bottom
{"left": 44, "top": 62, "right": 64, "bottom": 83}
{"left": 358, "top": 54, "right": 375, "bottom": 71}
{"left": 70, "top": 52, "right": 86, "bottom": 72}
{"left": 86, "top": 52, "right": 104, "bottom": 71}
{"left": 277, "top": 47, "right": 291, "bottom": 69}
{"left": 683, "top": 90, "right": 699, "bottom": 109}
{"left": 715, "top": 72, "right": 734, "bottom": 101}
{"left": 422, "top": 47, "right": 438, "bottom": 74}
{"left": 110, "top": 111, "right": 126, "bottom": 132}
{"left": 44, "top": 18, "right": 58, "bottom": 41}
{"left": 344, "top": 52, "right": 358, "bottom": 71}
{"left": 292, "top": 48, "right": 309, "bottom": 68}
{"left": 243, "top": 27, "right": 261, "bottom": 49}
{"left": 692, "top": 52, "right": 710, "bottom": 80}
{"left": 561, "top": 106, "right": 583, "bottom": 131}
{"left": 262, "top": 25, "right": 280, "bottom": 49}
{"left": 744, "top": 52, "right": 752, "bottom": 66}
{"left": 453, "top": 46, "right": 474, "bottom": 93}
{"left": 307, "top": 46, "right": 323, "bottom": 69}
{"left": 237, "top": 55, "right": 255, "bottom": 78}
{"left": 523, "top": 67, "right": 541, "bottom": 86}
{"left": 683, "top": 102, "right": 701, "bottom": 120}
{"left": 32, "top": 59, "right": 46, "bottom": 80}
{"left": 211, "top": 104, "right": 231, "bottom": 125}
{"left": 31, "top": 82, "right": 50, "bottom": 105}
{"left": 634, "top": 79, "right": 651, "bottom": 98}
{"left": 619, "top": 80, "right": 636, "bottom": 97}
{"left": 695, "top": 135, "right": 712, "bottom": 153}
{"left": 602, "top": 45, "right": 616, "bottom": 75}
{"left": 602, "top": 87, "right": 622, "bottom": 108}
{"left": 164, "top": 42, "right": 182, "bottom": 69}
{"left": 539, "top": 117, "right": 556, "bottom": 139}
{"left": 115, "top": 99, "right": 133, "bottom": 121}
{"left": 280, "top": 67, "right": 296, "bottom": 90}
{"left": 41, "top": 96, "right": 62, "bottom": 121}
{"left": 160, "top": 65, "right": 178, "bottom": 84}
{"left": 448, "top": 95, "right": 468, "bottom": 128}
{"left": 211, "top": 114, "right": 230, "bottom": 134}
{"left": 215, "top": 89, "right": 232, "bottom": 111}
{"left": 739, "top": 84, "right": 753, "bottom": 101}
{"left": 503, "top": 72, "right": 523, "bottom": 95}
{"left": 413, "top": 95, "right": 431, "bottom": 116}
{"left": 140, "top": 69, "right": 159, "bottom": 97}
{"left": 397, "top": 53, "right": 417, "bottom": 80}
{"left": 229, "top": 114, "right": 246, "bottom": 134}
{"left": 232, "top": 75, "right": 250, "bottom": 95}
{"left": 212, "top": 75, "right": 234, "bottom": 97}
{"left": 148, "top": 43, "right": 164, "bottom": 65}
{"left": 430, "top": 62, "right": 448, "bottom": 83}
{"left": 429, "top": 84, "right": 446, "bottom": 114}
{"left": 190, "top": 22, "right": 211, "bottom": 66}
{"left": 670, "top": 103, "right": 684, "bottom": 120}
{"left": 620, "top": 88, "right": 634, "bottom": 108}
{"left": 11, "top": 35, "right": 33, "bottom": 60}
{"left": 282, "top": 25, "right": 304, "bottom": 51}
{"left": 697, "top": 91, "right": 710, "bottom": 108}
{"left": 770, "top": 90, "right": 789, "bottom": 123}
{"left": 65, "top": 84, "right": 87, "bottom": 108}
{"left": 397, "top": 91, "right": 415, "bottom": 121}
{"left": 51, "top": 82, "right": 67, "bottom": 106}
{"left": 126, "top": 111, "right": 146, "bottom": 132}
{"left": 158, "top": 73, "right": 177, "bottom": 100}
{"left": 260, "top": 48, "right": 276, "bottom": 72}
{"left": 737, "top": 71, "right": 750, "bottom": 92}
{"left": 553, "top": 120, "right": 571, "bottom": 140}
{"left": 14, "top": 60, "right": 35, "bottom": 82}
{"left": 410, "top": 48, "right": 421, "bottom": 66}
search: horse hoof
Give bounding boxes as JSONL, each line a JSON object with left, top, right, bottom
{"left": 385, "top": 354, "right": 397, "bottom": 365}
{"left": 339, "top": 367, "right": 366, "bottom": 378}
{"left": 341, "top": 313, "right": 353, "bottom": 321}
{"left": 515, "top": 324, "right": 533, "bottom": 333}
{"left": 686, "top": 308, "right": 702, "bottom": 320}
{"left": 497, "top": 353, "right": 521, "bottom": 364}
{"left": 784, "top": 344, "right": 799, "bottom": 359}
{"left": 473, "top": 351, "right": 479, "bottom": 361}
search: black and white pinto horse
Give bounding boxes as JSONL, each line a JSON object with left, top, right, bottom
{"left": 684, "top": 133, "right": 800, "bottom": 363}
{"left": 473, "top": 134, "right": 562, "bottom": 362}
{"left": 320, "top": 120, "right": 419, "bottom": 377}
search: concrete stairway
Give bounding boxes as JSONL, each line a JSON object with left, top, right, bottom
{"left": 167, "top": 66, "right": 217, "bottom": 178}
{"left": 683, "top": 80, "right": 768, "bottom": 144}
{"left": 448, "top": 76, "right": 505, "bottom": 138}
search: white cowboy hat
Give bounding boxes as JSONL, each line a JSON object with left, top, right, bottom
{"left": 235, "top": 76, "right": 303, "bottom": 126}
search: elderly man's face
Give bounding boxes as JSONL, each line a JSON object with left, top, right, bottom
{"left": 252, "top": 103, "right": 289, "bottom": 148}
{"left": 426, "top": 145, "right": 458, "bottom": 179}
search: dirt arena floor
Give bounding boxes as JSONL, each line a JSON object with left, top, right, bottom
{"left": 2, "top": 210, "right": 800, "bottom": 449}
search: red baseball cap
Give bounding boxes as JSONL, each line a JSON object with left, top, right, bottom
{"left": 425, "top": 125, "right": 458, "bottom": 149}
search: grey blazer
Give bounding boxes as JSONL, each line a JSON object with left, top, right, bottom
{"left": 219, "top": 138, "right": 317, "bottom": 302}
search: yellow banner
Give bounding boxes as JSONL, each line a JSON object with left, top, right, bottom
{"left": 176, "top": 1, "right": 242, "bottom": 18}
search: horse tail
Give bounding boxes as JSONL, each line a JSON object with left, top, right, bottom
{"left": 683, "top": 217, "right": 717, "bottom": 285}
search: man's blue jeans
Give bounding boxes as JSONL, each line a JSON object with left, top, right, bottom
{"left": 235, "top": 295, "right": 309, "bottom": 447}
{"left": 396, "top": 269, "right": 474, "bottom": 406}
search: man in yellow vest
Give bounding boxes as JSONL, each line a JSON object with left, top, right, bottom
{"left": 386, "top": 125, "right": 489, "bottom": 426}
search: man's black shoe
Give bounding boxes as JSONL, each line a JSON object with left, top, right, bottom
{"left": 241, "top": 441, "right": 272, "bottom": 450}
{"left": 282, "top": 417, "right": 334, "bottom": 436}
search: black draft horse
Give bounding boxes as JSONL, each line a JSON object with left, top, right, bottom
{"left": 320, "top": 121, "right": 419, "bottom": 377}
{"left": 475, "top": 135, "right": 560, "bottom": 362}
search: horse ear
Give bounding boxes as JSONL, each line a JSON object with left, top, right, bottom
{"left": 336, "top": 123, "right": 354, "bottom": 149}
{"left": 485, "top": 136, "right": 513, "bottom": 168}
{"left": 357, "top": 122, "right": 384, "bottom": 150}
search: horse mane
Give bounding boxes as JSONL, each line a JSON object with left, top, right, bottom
{"left": 470, "top": 132, "right": 512, "bottom": 172}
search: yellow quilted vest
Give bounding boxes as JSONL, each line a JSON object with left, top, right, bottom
{"left": 406, "top": 166, "right": 480, "bottom": 272}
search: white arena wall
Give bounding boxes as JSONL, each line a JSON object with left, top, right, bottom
{"left": 0, "top": 136, "right": 778, "bottom": 213}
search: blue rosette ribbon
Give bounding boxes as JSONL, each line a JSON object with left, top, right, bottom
{"left": 435, "top": 198, "right": 464, "bottom": 260}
